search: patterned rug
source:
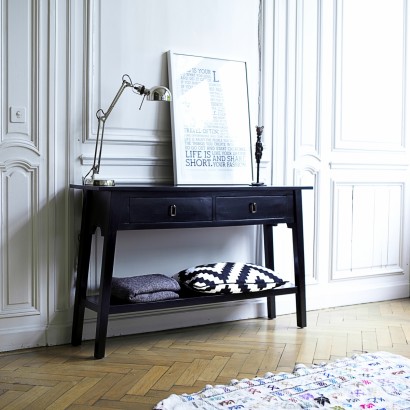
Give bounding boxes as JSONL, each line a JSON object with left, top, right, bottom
{"left": 154, "top": 351, "right": 410, "bottom": 409}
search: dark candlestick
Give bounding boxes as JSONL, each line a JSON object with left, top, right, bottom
{"left": 251, "top": 125, "right": 265, "bottom": 186}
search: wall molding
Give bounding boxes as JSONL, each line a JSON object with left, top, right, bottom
{"left": 329, "top": 162, "right": 409, "bottom": 171}
{"left": 1, "top": 163, "right": 40, "bottom": 315}
{"left": 79, "top": 154, "right": 172, "bottom": 167}
{"left": 3, "top": 0, "right": 40, "bottom": 151}
{"left": 83, "top": 128, "right": 173, "bottom": 145}
{"left": 294, "top": 0, "right": 322, "bottom": 159}
{"left": 333, "top": 0, "right": 408, "bottom": 152}
{"left": 330, "top": 180, "right": 405, "bottom": 281}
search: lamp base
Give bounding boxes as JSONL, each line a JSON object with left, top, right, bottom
{"left": 93, "top": 179, "right": 115, "bottom": 187}
{"left": 251, "top": 182, "right": 266, "bottom": 186}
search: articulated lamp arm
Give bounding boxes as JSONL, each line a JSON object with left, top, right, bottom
{"left": 83, "top": 74, "right": 171, "bottom": 186}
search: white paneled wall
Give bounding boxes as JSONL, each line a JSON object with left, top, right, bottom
{"left": 266, "top": 0, "right": 410, "bottom": 311}
{"left": 0, "top": 0, "right": 409, "bottom": 352}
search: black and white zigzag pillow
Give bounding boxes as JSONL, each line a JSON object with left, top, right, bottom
{"left": 173, "top": 262, "right": 286, "bottom": 294}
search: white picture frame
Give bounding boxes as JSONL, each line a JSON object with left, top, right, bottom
{"left": 167, "top": 51, "right": 253, "bottom": 185}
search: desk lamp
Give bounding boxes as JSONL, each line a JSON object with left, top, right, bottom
{"left": 83, "top": 74, "right": 172, "bottom": 186}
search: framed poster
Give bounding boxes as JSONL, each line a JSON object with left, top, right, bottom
{"left": 168, "top": 51, "right": 253, "bottom": 185}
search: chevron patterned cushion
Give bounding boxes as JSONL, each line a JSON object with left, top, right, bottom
{"left": 173, "top": 262, "right": 286, "bottom": 294}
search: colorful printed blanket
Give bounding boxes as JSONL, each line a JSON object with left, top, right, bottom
{"left": 154, "top": 351, "right": 410, "bottom": 409}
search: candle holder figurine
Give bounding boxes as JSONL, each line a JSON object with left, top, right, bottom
{"left": 251, "top": 125, "right": 265, "bottom": 186}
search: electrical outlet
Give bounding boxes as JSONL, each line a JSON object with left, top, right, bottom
{"left": 10, "top": 106, "right": 26, "bottom": 123}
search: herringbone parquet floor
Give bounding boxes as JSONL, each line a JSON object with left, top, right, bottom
{"left": 1, "top": 299, "right": 410, "bottom": 409}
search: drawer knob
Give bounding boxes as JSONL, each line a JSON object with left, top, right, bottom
{"left": 169, "top": 204, "right": 177, "bottom": 217}
{"left": 249, "top": 202, "right": 257, "bottom": 214}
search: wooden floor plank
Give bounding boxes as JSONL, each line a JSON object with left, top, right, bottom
{"left": 175, "top": 359, "right": 210, "bottom": 386}
{"left": 376, "top": 326, "right": 393, "bottom": 348}
{"left": 240, "top": 349, "right": 266, "bottom": 375}
{"left": 3, "top": 385, "right": 50, "bottom": 410}
{"left": 29, "top": 381, "right": 77, "bottom": 409}
{"left": 277, "top": 343, "right": 300, "bottom": 371}
{"left": 259, "top": 347, "right": 282, "bottom": 373}
{"left": 197, "top": 355, "right": 230, "bottom": 382}
{"left": 0, "top": 391, "right": 26, "bottom": 409}
{"left": 330, "top": 334, "right": 347, "bottom": 357}
{"left": 219, "top": 352, "right": 248, "bottom": 378}
{"left": 402, "top": 324, "right": 410, "bottom": 343}
{"left": 74, "top": 373, "right": 123, "bottom": 405}
{"left": 347, "top": 331, "right": 363, "bottom": 353}
{"left": 101, "top": 370, "right": 147, "bottom": 401}
{"left": 314, "top": 336, "right": 332, "bottom": 361}
{"left": 296, "top": 338, "right": 317, "bottom": 364}
{"left": 362, "top": 330, "right": 378, "bottom": 352}
{"left": 389, "top": 325, "right": 407, "bottom": 344}
{"left": 46, "top": 377, "right": 102, "bottom": 409}
{"left": 152, "top": 362, "right": 190, "bottom": 391}
{"left": 127, "top": 366, "right": 169, "bottom": 395}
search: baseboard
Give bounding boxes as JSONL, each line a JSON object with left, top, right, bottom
{"left": 303, "top": 279, "right": 409, "bottom": 313}
{"left": 0, "top": 326, "right": 47, "bottom": 352}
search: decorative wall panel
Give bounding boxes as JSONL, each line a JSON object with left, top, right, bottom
{"left": 86, "top": 0, "right": 173, "bottom": 145}
{"left": 332, "top": 182, "right": 403, "bottom": 280}
{"left": 295, "top": 0, "right": 321, "bottom": 158}
{"left": 295, "top": 168, "right": 318, "bottom": 283}
{"left": 1, "top": 164, "right": 39, "bottom": 315}
{"left": 334, "top": 0, "right": 407, "bottom": 151}
{"left": 4, "top": 0, "right": 36, "bottom": 146}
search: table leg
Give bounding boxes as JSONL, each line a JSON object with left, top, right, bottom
{"left": 267, "top": 296, "right": 276, "bottom": 319}
{"left": 292, "top": 190, "right": 307, "bottom": 328}
{"left": 263, "top": 225, "right": 276, "bottom": 318}
{"left": 94, "top": 231, "right": 117, "bottom": 359}
{"left": 71, "top": 195, "right": 93, "bottom": 346}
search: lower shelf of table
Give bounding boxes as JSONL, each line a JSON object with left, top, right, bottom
{"left": 84, "top": 285, "right": 298, "bottom": 315}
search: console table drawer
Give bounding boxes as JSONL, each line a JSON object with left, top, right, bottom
{"left": 130, "top": 197, "right": 212, "bottom": 223}
{"left": 216, "top": 195, "right": 292, "bottom": 221}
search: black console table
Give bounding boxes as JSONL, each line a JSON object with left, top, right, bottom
{"left": 70, "top": 185, "right": 311, "bottom": 359}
